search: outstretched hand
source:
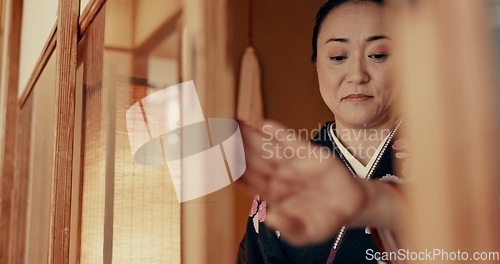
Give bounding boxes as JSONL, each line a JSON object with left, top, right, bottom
{"left": 238, "top": 120, "right": 368, "bottom": 246}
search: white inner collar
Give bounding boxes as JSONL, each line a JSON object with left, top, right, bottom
{"left": 329, "top": 125, "right": 392, "bottom": 179}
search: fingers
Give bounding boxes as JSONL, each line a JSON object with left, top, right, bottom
{"left": 260, "top": 120, "right": 306, "bottom": 152}
{"left": 240, "top": 123, "right": 282, "bottom": 167}
{"left": 264, "top": 174, "right": 367, "bottom": 246}
{"left": 240, "top": 120, "right": 302, "bottom": 196}
{"left": 239, "top": 122, "right": 285, "bottom": 197}
{"left": 238, "top": 166, "right": 269, "bottom": 196}
{"left": 265, "top": 194, "right": 344, "bottom": 246}
{"left": 238, "top": 120, "right": 371, "bottom": 246}
{"left": 239, "top": 119, "right": 341, "bottom": 201}
{"left": 265, "top": 205, "right": 309, "bottom": 245}
{"left": 265, "top": 174, "right": 299, "bottom": 202}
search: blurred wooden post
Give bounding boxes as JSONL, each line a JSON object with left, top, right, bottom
{"left": 393, "top": 0, "right": 500, "bottom": 261}
{"left": 182, "top": 0, "right": 239, "bottom": 263}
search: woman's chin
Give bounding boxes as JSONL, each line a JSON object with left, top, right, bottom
{"left": 338, "top": 112, "right": 380, "bottom": 128}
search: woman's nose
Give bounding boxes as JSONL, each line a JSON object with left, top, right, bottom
{"left": 346, "top": 58, "right": 369, "bottom": 84}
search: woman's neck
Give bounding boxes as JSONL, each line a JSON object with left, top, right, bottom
{"left": 334, "top": 116, "right": 397, "bottom": 166}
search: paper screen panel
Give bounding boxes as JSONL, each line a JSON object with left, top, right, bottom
{"left": 79, "top": 67, "right": 107, "bottom": 263}
{"left": 79, "top": 54, "right": 181, "bottom": 264}
{"left": 112, "top": 82, "right": 180, "bottom": 263}
{"left": 25, "top": 51, "right": 57, "bottom": 264}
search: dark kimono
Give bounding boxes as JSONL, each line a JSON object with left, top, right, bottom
{"left": 237, "top": 121, "right": 407, "bottom": 264}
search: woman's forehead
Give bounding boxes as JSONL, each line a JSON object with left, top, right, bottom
{"left": 319, "top": 2, "right": 388, "bottom": 41}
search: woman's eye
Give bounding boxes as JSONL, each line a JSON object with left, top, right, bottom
{"left": 329, "top": 56, "right": 347, "bottom": 63}
{"left": 368, "top": 53, "right": 387, "bottom": 62}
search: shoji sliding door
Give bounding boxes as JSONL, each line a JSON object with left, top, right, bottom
{"left": 77, "top": 0, "right": 238, "bottom": 263}
{"left": 78, "top": 1, "right": 183, "bottom": 262}
{"left": 3, "top": 0, "right": 246, "bottom": 263}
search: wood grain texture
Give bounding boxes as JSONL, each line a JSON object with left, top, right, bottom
{"left": 19, "top": 0, "right": 106, "bottom": 108}
{"left": 9, "top": 93, "right": 33, "bottom": 264}
{"left": 79, "top": 0, "right": 106, "bottom": 38}
{"left": 0, "top": 0, "right": 23, "bottom": 262}
{"left": 50, "top": 0, "right": 80, "bottom": 263}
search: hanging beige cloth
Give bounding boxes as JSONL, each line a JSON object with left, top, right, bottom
{"left": 237, "top": 46, "right": 264, "bottom": 129}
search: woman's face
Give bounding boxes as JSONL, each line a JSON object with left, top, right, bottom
{"left": 316, "top": 2, "right": 396, "bottom": 129}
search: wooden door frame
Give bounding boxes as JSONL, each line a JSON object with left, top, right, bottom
{"left": 0, "top": 0, "right": 108, "bottom": 263}
{"left": 0, "top": 0, "right": 23, "bottom": 262}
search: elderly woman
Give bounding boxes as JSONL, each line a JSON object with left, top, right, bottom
{"left": 237, "top": 0, "right": 408, "bottom": 263}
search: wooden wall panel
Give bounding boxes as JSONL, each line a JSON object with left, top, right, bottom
{"left": 134, "top": 0, "right": 181, "bottom": 47}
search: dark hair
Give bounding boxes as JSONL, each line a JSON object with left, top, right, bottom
{"left": 311, "top": 0, "right": 384, "bottom": 62}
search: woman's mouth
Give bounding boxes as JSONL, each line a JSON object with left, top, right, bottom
{"left": 342, "top": 93, "right": 374, "bottom": 102}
